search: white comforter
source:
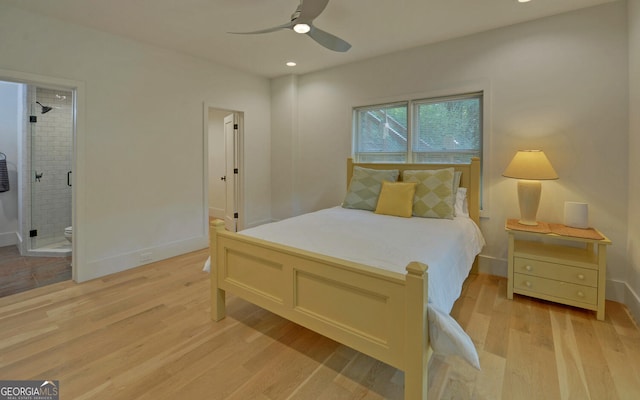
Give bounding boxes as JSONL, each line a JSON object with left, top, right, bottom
{"left": 240, "top": 206, "right": 484, "bottom": 314}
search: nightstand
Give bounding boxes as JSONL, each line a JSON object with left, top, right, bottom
{"left": 506, "top": 219, "right": 611, "bottom": 320}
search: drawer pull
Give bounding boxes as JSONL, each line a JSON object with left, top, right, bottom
{"left": 525, "top": 265, "right": 532, "bottom": 271}
{"left": 577, "top": 274, "right": 585, "bottom": 280}
{"left": 525, "top": 281, "right": 532, "bottom": 288}
{"left": 577, "top": 291, "right": 585, "bottom": 298}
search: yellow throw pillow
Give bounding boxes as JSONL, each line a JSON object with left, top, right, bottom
{"left": 375, "top": 181, "right": 417, "bottom": 218}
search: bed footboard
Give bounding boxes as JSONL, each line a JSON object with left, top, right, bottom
{"left": 210, "top": 220, "right": 430, "bottom": 399}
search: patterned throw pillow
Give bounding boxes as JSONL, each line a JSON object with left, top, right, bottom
{"left": 403, "top": 168, "right": 456, "bottom": 219}
{"left": 342, "top": 167, "right": 399, "bottom": 211}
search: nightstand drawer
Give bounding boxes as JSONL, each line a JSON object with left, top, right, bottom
{"left": 514, "top": 257, "right": 598, "bottom": 287}
{"left": 513, "top": 273, "right": 597, "bottom": 305}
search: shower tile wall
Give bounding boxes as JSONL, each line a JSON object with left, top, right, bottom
{"left": 25, "top": 87, "right": 73, "bottom": 248}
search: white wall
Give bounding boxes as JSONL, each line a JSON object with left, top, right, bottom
{"left": 272, "top": 3, "right": 631, "bottom": 302}
{"left": 0, "top": 81, "right": 21, "bottom": 246}
{"left": 271, "top": 75, "right": 299, "bottom": 221}
{"left": 628, "top": 0, "right": 640, "bottom": 321}
{"left": 0, "top": 4, "right": 271, "bottom": 281}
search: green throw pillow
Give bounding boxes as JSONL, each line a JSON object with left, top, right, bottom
{"left": 403, "top": 168, "right": 456, "bottom": 219}
{"left": 342, "top": 167, "right": 399, "bottom": 211}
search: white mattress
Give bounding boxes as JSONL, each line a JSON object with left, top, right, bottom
{"left": 240, "top": 206, "right": 485, "bottom": 314}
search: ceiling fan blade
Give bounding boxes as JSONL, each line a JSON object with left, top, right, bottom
{"left": 297, "top": 0, "right": 330, "bottom": 22}
{"left": 307, "top": 25, "right": 351, "bottom": 52}
{"left": 228, "top": 21, "right": 294, "bottom": 35}
{"left": 228, "top": 0, "right": 351, "bottom": 52}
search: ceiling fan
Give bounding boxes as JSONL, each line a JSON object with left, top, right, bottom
{"left": 229, "top": 0, "right": 351, "bottom": 52}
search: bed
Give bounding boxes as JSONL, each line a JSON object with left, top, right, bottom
{"left": 209, "top": 157, "right": 483, "bottom": 399}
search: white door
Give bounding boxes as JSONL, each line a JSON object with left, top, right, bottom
{"left": 223, "top": 113, "right": 238, "bottom": 232}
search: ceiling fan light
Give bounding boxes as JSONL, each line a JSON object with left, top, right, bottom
{"left": 293, "top": 23, "right": 310, "bottom": 34}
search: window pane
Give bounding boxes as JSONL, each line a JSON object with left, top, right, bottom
{"left": 356, "top": 153, "right": 407, "bottom": 163}
{"left": 412, "top": 97, "right": 481, "bottom": 158}
{"left": 354, "top": 104, "right": 408, "bottom": 154}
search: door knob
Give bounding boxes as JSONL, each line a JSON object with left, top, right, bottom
{"left": 220, "top": 176, "right": 226, "bottom": 181}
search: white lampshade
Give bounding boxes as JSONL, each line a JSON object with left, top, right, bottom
{"left": 502, "top": 150, "right": 558, "bottom": 180}
{"left": 503, "top": 150, "right": 558, "bottom": 226}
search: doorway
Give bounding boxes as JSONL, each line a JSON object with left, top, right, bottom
{"left": 206, "top": 106, "right": 243, "bottom": 232}
{"left": 0, "top": 76, "right": 78, "bottom": 297}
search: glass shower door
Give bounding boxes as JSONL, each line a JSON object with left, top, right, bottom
{"left": 28, "top": 87, "right": 73, "bottom": 253}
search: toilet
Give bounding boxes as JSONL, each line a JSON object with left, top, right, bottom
{"left": 64, "top": 226, "right": 72, "bottom": 242}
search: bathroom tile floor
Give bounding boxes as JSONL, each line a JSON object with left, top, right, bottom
{"left": 37, "top": 239, "right": 72, "bottom": 252}
{"left": 0, "top": 245, "right": 71, "bottom": 298}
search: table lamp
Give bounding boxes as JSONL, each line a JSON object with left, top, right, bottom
{"left": 503, "top": 150, "right": 558, "bottom": 226}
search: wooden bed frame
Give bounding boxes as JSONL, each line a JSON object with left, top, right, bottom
{"left": 210, "top": 157, "right": 480, "bottom": 399}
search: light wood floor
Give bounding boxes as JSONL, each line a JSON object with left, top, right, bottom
{"left": 1, "top": 249, "right": 639, "bottom": 399}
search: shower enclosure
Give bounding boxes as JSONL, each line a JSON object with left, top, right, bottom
{"left": 20, "top": 86, "right": 73, "bottom": 256}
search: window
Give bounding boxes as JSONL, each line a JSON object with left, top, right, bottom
{"left": 353, "top": 92, "right": 482, "bottom": 164}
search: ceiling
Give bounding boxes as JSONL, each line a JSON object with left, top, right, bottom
{"left": 4, "top": 0, "right": 617, "bottom": 78}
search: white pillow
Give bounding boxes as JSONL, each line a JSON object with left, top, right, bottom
{"left": 455, "top": 187, "right": 469, "bottom": 218}
{"left": 203, "top": 256, "right": 211, "bottom": 272}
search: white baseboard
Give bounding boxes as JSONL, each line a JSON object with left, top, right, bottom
{"left": 623, "top": 281, "right": 640, "bottom": 325}
{"left": 606, "top": 278, "right": 627, "bottom": 304}
{"left": 209, "top": 207, "right": 225, "bottom": 219}
{"left": 0, "top": 231, "right": 18, "bottom": 247}
{"left": 244, "top": 218, "right": 274, "bottom": 229}
{"left": 76, "top": 235, "right": 208, "bottom": 282}
{"left": 607, "top": 279, "right": 640, "bottom": 324}
{"left": 477, "top": 254, "right": 507, "bottom": 277}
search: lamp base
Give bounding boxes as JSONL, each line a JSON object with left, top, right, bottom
{"left": 517, "top": 180, "right": 542, "bottom": 226}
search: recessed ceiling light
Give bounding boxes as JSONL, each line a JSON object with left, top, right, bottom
{"left": 518, "top": 0, "right": 531, "bottom": 3}
{"left": 286, "top": 61, "right": 297, "bottom": 67}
